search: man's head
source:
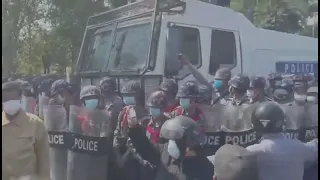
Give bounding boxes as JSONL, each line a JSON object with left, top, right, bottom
{"left": 213, "top": 144, "right": 259, "bottom": 180}
{"left": 2, "top": 81, "right": 23, "bottom": 115}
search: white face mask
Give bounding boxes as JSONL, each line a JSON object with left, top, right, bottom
{"left": 294, "top": 93, "right": 307, "bottom": 102}
{"left": 307, "top": 96, "right": 317, "bottom": 103}
{"left": 3, "top": 100, "right": 22, "bottom": 115}
{"left": 246, "top": 90, "right": 255, "bottom": 98}
{"left": 56, "top": 95, "right": 65, "bottom": 104}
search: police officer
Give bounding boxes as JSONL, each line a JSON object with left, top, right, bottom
{"left": 145, "top": 90, "right": 170, "bottom": 143}
{"left": 272, "top": 81, "right": 294, "bottom": 104}
{"left": 212, "top": 68, "right": 232, "bottom": 105}
{"left": 227, "top": 73, "right": 250, "bottom": 105}
{"left": 291, "top": 74, "right": 313, "bottom": 105}
{"left": 247, "top": 76, "right": 272, "bottom": 104}
{"left": 248, "top": 101, "right": 318, "bottom": 180}
{"left": 267, "top": 73, "right": 283, "bottom": 97}
{"left": 159, "top": 78, "right": 179, "bottom": 112}
{"left": 171, "top": 81, "right": 206, "bottom": 127}
{"left": 113, "top": 80, "right": 150, "bottom": 180}
{"left": 100, "top": 76, "right": 124, "bottom": 132}
{"left": 307, "top": 86, "right": 318, "bottom": 104}
{"left": 49, "top": 79, "right": 74, "bottom": 106}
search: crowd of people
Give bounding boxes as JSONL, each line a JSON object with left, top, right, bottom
{"left": 2, "top": 61, "right": 318, "bottom": 180}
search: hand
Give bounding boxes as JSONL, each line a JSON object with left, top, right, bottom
{"left": 142, "top": 160, "right": 155, "bottom": 169}
{"left": 178, "top": 53, "right": 190, "bottom": 65}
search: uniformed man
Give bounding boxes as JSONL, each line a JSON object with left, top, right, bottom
{"left": 272, "top": 81, "right": 294, "bottom": 104}
{"left": 158, "top": 78, "right": 179, "bottom": 112}
{"left": 170, "top": 81, "right": 206, "bottom": 128}
{"left": 247, "top": 76, "right": 272, "bottom": 104}
{"left": 99, "top": 76, "right": 124, "bottom": 132}
{"left": 211, "top": 68, "right": 232, "bottom": 105}
{"left": 307, "top": 86, "right": 318, "bottom": 104}
{"left": 248, "top": 102, "right": 318, "bottom": 180}
{"left": 197, "top": 84, "right": 213, "bottom": 105}
{"left": 2, "top": 81, "right": 50, "bottom": 180}
{"left": 227, "top": 73, "right": 250, "bottom": 106}
{"left": 266, "top": 73, "right": 283, "bottom": 97}
{"left": 145, "top": 90, "right": 170, "bottom": 143}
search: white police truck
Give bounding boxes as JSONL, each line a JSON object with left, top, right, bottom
{"left": 76, "top": 0, "right": 318, "bottom": 92}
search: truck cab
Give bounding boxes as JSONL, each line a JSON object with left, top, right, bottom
{"left": 76, "top": 0, "right": 318, "bottom": 93}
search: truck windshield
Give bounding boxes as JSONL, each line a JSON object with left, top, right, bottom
{"left": 85, "top": 30, "right": 113, "bottom": 71}
{"left": 107, "top": 22, "right": 152, "bottom": 72}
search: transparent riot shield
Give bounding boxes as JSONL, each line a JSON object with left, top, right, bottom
{"left": 221, "top": 103, "right": 259, "bottom": 148}
{"left": 43, "top": 105, "right": 68, "bottom": 180}
{"left": 21, "top": 95, "right": 37, "bottom": 114}
{"left": 39, "top": 95, "right": 50, "bottom": 119}
{"left": 304, "top": 104, "right": 318, "bottom": 142}
{"left": 280, "top": 104, "right": 305, "bottom": 140}
{"left": 67, "top": 105, "right": 111, "bottom": 180}
{"left": 199, "top": 104, "right": 224, "bottom": 155}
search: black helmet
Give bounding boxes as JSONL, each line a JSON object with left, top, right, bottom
{"left": 214, "top": 68, "right": 231, "bottom": 80}
{"left": 267, "top": 73, "right": 283, "bottom": 81}
{"left": 100, "top": 76, "right": 117, "bottom": 93}
{"left": 160, "top": 115, "right": 205, "bottom": 147}
{"left": 159, "top": 79, "right": 178, "bottom": 95}
{"left": 121, "top": 80, "right": 142, "bottom": 94}
{"left": 177, "top": 81, "right": 199, "bottom": 98}
{"left": 252, "top": 102, "right": 284, "bottom": 133}
{"left": 228, "top": 73, "right": 250, "bottom": 91}
{"left": 50, "top": 79, "right": 72, "bottom": 96}
{"left": 249, "top": 76, "right": 266, "bottom": 89}
{"left": 80, "top": 85, "right": 101, "bottom": 100}
{"left": 146, "top": 90, "right": 167, "bottom": 108}
{"left": 197, "top": 84, "right": 212, "bottom": 104}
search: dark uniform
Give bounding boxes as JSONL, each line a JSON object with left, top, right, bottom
{"left": 158, "top": 79, "right": 179, "bottom": 113}
{"left": 247, "top": 76, "right": 273, "bottom": 104}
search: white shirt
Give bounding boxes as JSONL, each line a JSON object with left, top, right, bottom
{"left": 246, "top": 134, "right": 318, "bottom": 180}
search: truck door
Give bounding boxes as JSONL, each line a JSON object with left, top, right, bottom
{"left": 208, "top": 29, "right": 242, "bottom": 75}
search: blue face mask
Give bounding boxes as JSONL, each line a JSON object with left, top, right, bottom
{"left": 213, "top": 80, "right": 223, "bottom": 89}
{"left": 180, "top": 98, "right": 191, "bottom": 109}
{"left": 84, "top": 99, "right": 99, "bottom": 110}
{"left": 168, "top": 140, "right": 181, "bottom": 159}
{"left": 149, "top": 107, "right": 161, "bottom": 117}
{"left": 123, "top": 96, "right": 136, "bottom": 105}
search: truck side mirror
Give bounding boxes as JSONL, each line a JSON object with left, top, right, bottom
{"left": 164, "top": 26, "right": 183, "bottom": 77}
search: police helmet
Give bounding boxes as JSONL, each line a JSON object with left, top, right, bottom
{"left": 267, "top": 73, "right": 283, "bottom": 81}
{"left": 146, "top": 90, "right": 167, "bottom": 108}
{"left": 292, "top": 73, "right": 313, "bottom": 82}
{"left": 249, "top": 76, "right": 266, "bottom": 89}
{"left": 177, "top": 81, "right": 199, "bottom": 98}
{"left": 252, "top": 102, "right": 284, "bottom": 133}
{"left": 214, "top": 68, "right": 231, "bottom": 80}
{"left": 100, "top": 76, "right": 117, "bottom": 92}
{"left": 160, "top": 115, "right": 205, "bottom": 147}
{"left": 80, "top": 85, "right": 101, "bottom": 100}
{"left": 228, "top": 73, "right": 250, "bottom": 91}
{"left": 159, "top": 79, "right": 178, "bottom": 95}
{"left": 50, "top": 79, "right": 73, "bottom": 96}
{"left": 197, "top": 84, "right": 212, "bottom": 104}
{"left": 121, "top": 80, "right": 142, "bottom": 94}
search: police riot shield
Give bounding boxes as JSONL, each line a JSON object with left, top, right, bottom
{"left": 221, "top": 103, "right": 258, "bottom": 148}
{"left": 199, "top": 104, "right": 224, "bottom": 156}
{"left": 43, "top": 105, "right": 68, "bottom": 180}
{"left": 280, "top": 104, "right": 305, "bottom": 140}
{"left": 67, "top": 105, "right": 111, "bottom": 180}
{"left": 39, "top": 95, "right": 50, "bottom": 119}
{"left": 21, "top": 95, "right": 37, "bottom": 114}
{"left": 304, "top": 104, "right": 318, "bottom": 142}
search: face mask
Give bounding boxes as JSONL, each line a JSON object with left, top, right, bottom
{"left": 307, "top": 96, "right": 317, "bottom": 103}
{"left": 85, "top": 99, "right": 99, "bottom": 110}
{"left": 275, "top": 80, "right": 282, "bottom": 86}
{"left": 57, "top": 95, "right": 65, "bottom": 104}
{"left": 149, "top": 107, "right": 161, "bottom": 117}
{"left": 123, "top": 96, "right": 136, "bottom": 105}
{"left": 3, "top": 100, "right": 22, "bottom": 115}
{"left": 180, "top": 98, "right": 191, "bottom": 109}
{"left": 294, "top": 93, "right": 307, "bottom": 102}
{"left": 168, "top": 140, "right": 181, "bottom": 159}
{"left": 213, "top": 80, "right": 223, "bottom": 89}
